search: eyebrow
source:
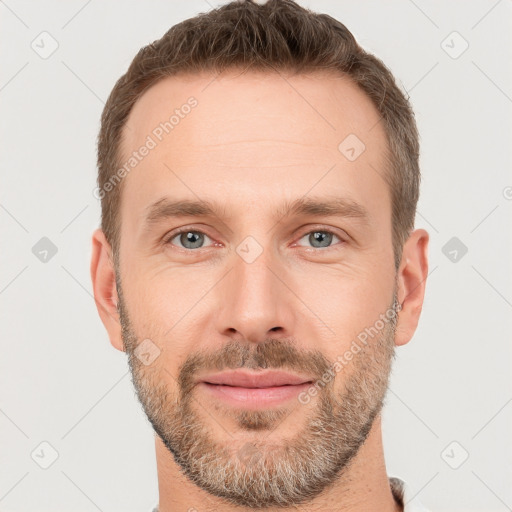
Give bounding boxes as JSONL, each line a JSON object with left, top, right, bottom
{"left": 143, "top": 195, "right": 369, "bottom": 229}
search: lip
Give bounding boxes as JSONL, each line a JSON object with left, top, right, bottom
{"left": 196, "top": 370, "right": 314, "bottom": 409}
{"left": 198, "top": 369, "right": 314, "bottom": 388}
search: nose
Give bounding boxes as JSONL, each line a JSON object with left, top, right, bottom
{"left": 214, "top": 243, "right": 296, "bottom": 345}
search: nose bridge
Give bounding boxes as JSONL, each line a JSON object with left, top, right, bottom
{"left": 216, "top": 234, "right": 293, "bottom": 343}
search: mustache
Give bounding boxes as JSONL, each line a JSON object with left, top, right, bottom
{"left": 178, "top": 338, "right": 332, "bottom": 397}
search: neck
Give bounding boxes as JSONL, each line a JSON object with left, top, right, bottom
{"left": 154, "top": 415, "right": 402, "bottom": 512}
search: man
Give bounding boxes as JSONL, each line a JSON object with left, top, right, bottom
{"left": 90, "top": 1, "right": 430, "bottom": 510}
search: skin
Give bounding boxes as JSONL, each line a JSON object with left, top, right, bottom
{"left": 91, "top": 70, "right": 429, "bottom": 511}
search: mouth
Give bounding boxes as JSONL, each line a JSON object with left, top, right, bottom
{"left": 197, "top": 370, "right": 314, "bottom": 408}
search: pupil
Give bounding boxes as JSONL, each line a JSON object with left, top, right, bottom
{"left": 182, "top": 232, "right": 202, "bottom": 248}
{"left": 311, "top": 231, "right": 331, "bottom": 247}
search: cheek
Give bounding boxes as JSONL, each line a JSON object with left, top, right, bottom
{"left": 123, "top": 270, "right": 212, "bottom": 363}
{"left": 292, "top": 263, "right": 396, "bottom": 350}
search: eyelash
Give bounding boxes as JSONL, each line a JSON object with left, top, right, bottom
{"left": 162, "top": 226, "right": 346, "bottom": 252}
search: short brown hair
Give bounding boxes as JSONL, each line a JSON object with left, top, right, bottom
{"left": 97, "top": 0, "right": 420, "bottom": 268}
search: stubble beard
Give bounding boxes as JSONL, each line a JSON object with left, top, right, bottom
{"left": 117, "top": 277, "right": 398, "bottom": 508}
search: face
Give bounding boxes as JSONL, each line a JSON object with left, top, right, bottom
{"left": 111, "top": 70, "right": 401, "bottom": 507}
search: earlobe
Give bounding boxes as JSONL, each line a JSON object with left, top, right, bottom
{"left": 90, "top": 228, "right": 125, "bottom": 352}
{"left": 395, "top": 229, "right": 429, "bottom": 347}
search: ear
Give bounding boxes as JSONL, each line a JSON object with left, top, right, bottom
{"left": 395, "top": 229, "right": 429, "bottom": 347}
{"left": 90, "top": 228, "right": 124, "bottom": 352}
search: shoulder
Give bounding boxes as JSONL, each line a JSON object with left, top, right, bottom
{"left": 390, "top": 476, "right": 432, "bottom": 512}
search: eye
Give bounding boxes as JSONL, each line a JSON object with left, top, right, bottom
{"left": 164, "top": 229, "right": 214, "bottom": 250}
{"left": 295, "top": 229, "right": 344, "bottom": 249}
{"left": 163, "top": 227, "right": 345, "bottom": 252}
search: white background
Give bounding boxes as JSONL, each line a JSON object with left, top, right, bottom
{"left": 1, "top": 1, "right": 511, "bottom": 511}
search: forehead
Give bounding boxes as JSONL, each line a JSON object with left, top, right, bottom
{"left": 119, "top": 69, "right": 390, "bottom": 233}
{"left": 122, "top": 69, "right": 387, "bottom": 155}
